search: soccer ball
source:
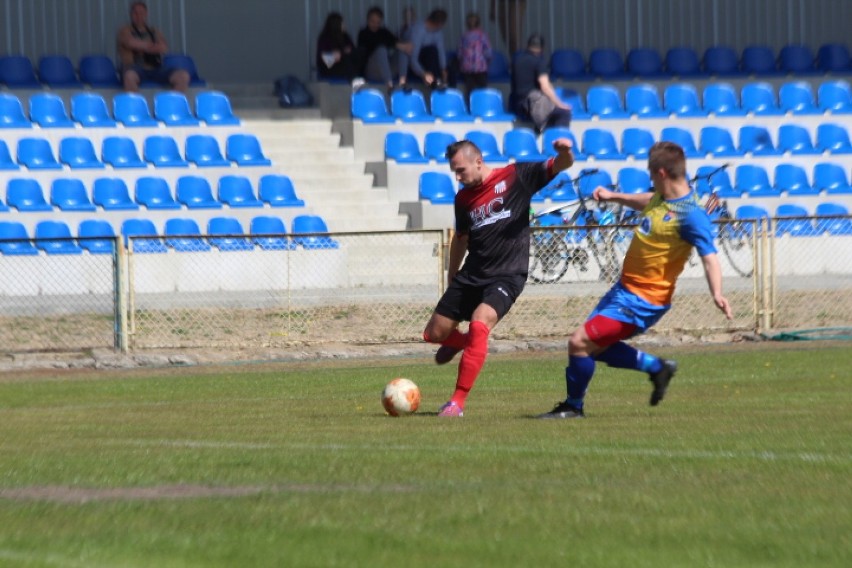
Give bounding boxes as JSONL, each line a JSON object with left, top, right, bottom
{"left": 381, "top": 378, "right": 421, "bottom": 416}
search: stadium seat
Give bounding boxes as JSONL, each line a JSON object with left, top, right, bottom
{"left": 164, "top": 218, "right": 211, "bottom": 252}
{"left": 703, "top": 82, "right": 747, "bottom": 116}
{"left": 6, "top": 178, "right": 52, "bottom": 211}
{"left": 17, "top": 138, "right": 62, "bottom": 170}
{"left": 176, "top": 176, "right": 222, "bottom": 209}
{"left": 577, "top": 169, "right": 613, "bottom": 198}
{"left": 618, "top": 167, "right": 652, "bottom": 194}
{"left": 778, "top": 44, "right": 818, "bottom": 75}
{"left": 660, "top": 127, "right": 702, "bottom": 158}
{"left": 777, "top": 124, "right": 820, "bottom": 155}
{"left": 813, "top": 162, "right": 852, "bottom": 194}
{"left": 664, "top": 83, "right": 706, "bottom": 117}
{"left": 71, "top": 93, "right": 117, "bottom": 127}
{"left": 487, "top": 51, "right": 511, "bottom": 82}
{"left": 699, "top": 126, "right": 742, "bottom": 157}
{"left": 385, "top": 131, "right": 428, "bottom": 163}
{"left": 554, "top": 87, "right": 591, "bottom": 119}
{"left": 542, "top": 127, "right": 585, "bottom": 160}
{"left": 470, "top": 88, "right": 514, "bottom": 121}
{"left": 738, "top": 125, "right": 781, "bottom": 155}
{"left": 430, "top": 88, "right": 473, "bottom": 122}
{"left": 504, "top": 128, "right": 545, "bottom": 162}
{"left": 424, "top": 131, "right": 457, "bottom": 162}
{"left": 37, "top": 55, "right": 82, "bottom": 87}
{"left": 742, "top": 45, "right": 780, "bottom": 75}
{"left": 622, "top": 127, "right": 655, "bottom": 159}
{"left": 390, "top": 89, "right": 433, "bottom": 123}
{"left": 816, "top": 43, "right": 851, "bottom": 73}
{"left": 29, "top": 93, "right": 75, "bottom": 128}
{"left": 113, "top": 93, "right": 160, "bottom": 127}
{"left": 154, "top": 92, "right": 200, "bottom": 126}
{"left": 195, "top": 91, "right": 240, "bottom": 126}
{"left": 816, "top": 123, "right": 852, "bottom": 154}
{"left": 586, "top": 85, "right": 630, "bottom": 118}
{"left": 259, "top": 174, "right": 305, "bottom": 207}
{"left": 0, "top": 55, "right": 40, "bottom": 87}
{"left": 218, "top": 175, "right": 264, "bottom": 207}
{"left": 0, "top": 93, "right": 32, "bottom": 128}
{"left": 121, "top": 219, "right": 168, "bottom": 253}
{"left": 351, "top": 88, "right": 395, "bottom": 123}
{"left": 735, "top": 204, "right": 770, "bottom": 220}
{"left": 775, "top": 203, "right": 818, "bottom": 236}
{"left": 102, "top": 136, "right": 147, "bottom": 169}
{"left": 464, "top": 130, "right": 505, "bottom": 162}
{"left": 588, "top": 48, "right": 628, "bottom": 79}
{"left": 582, "top": 128, "right": 625, "bottom": 160}
{"left": 665, "top": 47, "right": 702, "bottom": 76}
{"left": 144, "top": 135, "right": 190, "bottom": 168}
{"left": 0, "top": 140, "right": 20, "bottom": 170}
{"left": 774, "top": 163, "right": 818, "bottom": 196}
{"left": 817, "top": 80, "right": 852, "bottom": 114}
{"left": 625, "top": 84, "right": 668, "bottom": 117}
{"left": 77, "top": 220, "right": 116, "bottom": 255}
{"left": 626, "top": 47, "right": 668, "bottom": 78}
{"left": 550, "top": 49, "right": 588, "bottom": 80}
{"left": 544, "top": 171, "right": 578, "bottom": 201}
{"left": 50, "top": 178, "right": 97, "bottom": 211}
{"left": 735, "top": 164, "right": 778, "bottom": 197}
{"left": 0, "top": 221, "right": 38, "bottom": 255}
{"left": 93, "top": 178, "right": 139, "bottom": 210}
{"left": 226, "top": 134, "right": 272, "bottom": 166}
{"left": 778, "top": 81, "right": 821, "bottom": 115}
{"left": 185, "top": 134, "right": 232, "bottom": 167}
{"left": 60, "top": 137, "right": 105, "bottom": 169}
{"left": 251, "top": 215, "right": 295, "bottom": 250}
{"left": 815, "top": 202, "right": 852, "bottom": 235}
{"left": 79, "top": 55, "right": 121, "bottom": 87}
{"left": 694, "top": 165, "right": 738, "bottom": 197}
{"left": 34, "top": 221, "right": 83, "bottom": 255}
{"left": 702, "top": 45, "right": 743, "bottom": 76}
{"left": 135, "top": 176, "right": 182, "bottom": 210}
{"left": 162, "top": 53, "right": 206, "bottom": 86}
{"left": 419, "top": 172, "right": 456, "bottom": 204}
{"left": 741, "top": 82, "right": 784, "bottom": 115}
{"left": 292, "top": 214, "right": 339, "bottom": 249}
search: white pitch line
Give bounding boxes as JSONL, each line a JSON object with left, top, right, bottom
{"left": 0, "top": 548, "right": 103, "bottom": 568}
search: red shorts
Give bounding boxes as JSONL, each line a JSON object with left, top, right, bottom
{"left": 584, "top": 315, "right": 637, "bottom": 348}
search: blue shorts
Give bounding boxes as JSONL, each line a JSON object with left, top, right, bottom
{"left": 587, "top": 282, "right": 669, "bottom": 333}
{"left": 125, "top": 64, "right": 178, "bottom": 85}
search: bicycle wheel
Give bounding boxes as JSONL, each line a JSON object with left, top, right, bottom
{"left": 529, "top": 231, "right": 570, "bottom": 283}
{"left": 598, "top": 230, "right": 623, "bottom": 283}
{"left": 719, "top": 220, "right": 754, "bottom": 278}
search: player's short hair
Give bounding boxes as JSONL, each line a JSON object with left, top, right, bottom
{"left": 648, "top": 141, "right": 687, "bottom": 179}
{"left": 445, "top": 140, "right": 482, "bottom": 161}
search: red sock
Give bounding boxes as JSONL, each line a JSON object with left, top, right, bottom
{"left": 450, "top": 321, "right": 490, "bottom": 408}
{"left": 442, "top": 328, "right": 467, "bottom": 350}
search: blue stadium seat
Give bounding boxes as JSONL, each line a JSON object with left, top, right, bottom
{"left": 742, "top": 45, "right": 780, "bottom": 76}
{"left": 703, "top": 82, "right": 747, "bottom": 116}
{"left": 144, "top": 135, "right": 190, "bottom": 168}
{"left": 625, "top": 84, "right": 668, "bottom": 117}
{"left": 818, "top": 80, "right": 852, "bottom": 114}
{"left": 470, "top": 88, "right": 514, "bottom": 121}
{"left": 113, "top": 93, "right": 159, "bottom": 127}
{"left": 0, "top": 55, "right": 40, "bottom": 87}
{"left": 351, "top": 88, "right": 395, "bottom": 123}
{"left": 29, "top": 93, "right": 75, "bottom": 128}
{"left": 589, "top": 48, "right": 628, "bottom": 79}
{"left": 665, "top": 47, "right": 702, "bottom": 76}
{"left": 390, "top": 89, "right": 434, "bottom": 123}
{"left": 550, "top": 49, "right": 588, "bottom": 81}
{"left": 582, "top": 128, "right": 625, "bottom": 160}
{"left": 71, "top": 93, "right": 117, "bottom": 127}
{"left": 777, "top": 124, "right": 820, "bottom": 155}
{"left": 618, "top": 167, "right": 652, "bottom": 194}
{"left": 0, "top": 93, "right": 32, "bottom": 128}
{"left": 778, "top": 44, "right": 818, "bottom": 75}
{"left": 121, "top": 219, "right": 168, "bottom": 253}
{"left": 251, "top": 216, "right": 296, "bottom": 250}
{"left": 135, "top": 176, "right": 182, "bottom": 210}
{"left": 702, "top": 45, "right": 743, "bottom": 76}
{"left": 627, "top": 47, "right": 668, "bottom": 78}
{"left": 78, "top": 220, "right": 116, "bottom": 255}
{"left": 226, "top": 134, "right": 272, "bottom": 166}
{"left": 622, "top": 127, "right": 654, "bottom": 159}
{"left": 816, "top": 123, "right": 852, "bottom": 154}
{"left": 738, "top": 125, "right": 781, "bottom": 155}
{"left": 7, "top": 178, "right": 52, "bottom": 211}
{"left": 195, "top": 91, "right": 240, "bottom": 126}
{"left": 735, "top": 164, "right": 778, "bottom": 197}
{"left": 102, "top": 136, "right": 147, "bottom": 169}
{"left": 577, "top": 169, "right": 613, "bottom": 198}
{"left": 218, "top": 175, "right": 264, "bottom": 207}
{"left": 0, "top": 221, "right": 38, "bottom": 255}
{"left": 544, "top": 171, "right": 578, "bottom": 201}
{"left": 0, "top": 140, "right": 19, "bottom": 170}
{"left": 815, "top": 202, "right": 852, "bottom": 234}
{"left": 487, "top": 51, "right": 511, "bottom": 82}
{"left": 93, "top": 178, "right": 139, "bottom": 210}
{"left": 586, "top": 85, "right": 629, "bottom": 119}
{"left": 419, "top": 172, "right": 456, "bottom": 204}
{"left": 424, "top": 131, "right": 457, "bottom": 162}
{"left": 816, "top": 43, "right": 851, "bottom": 73}
{"left": 60, "top": 137, "right": 105, "bottom": 169}
{"left": 154, "top": 92, "right": 200, "bottom": 126}
{"left": 774, "top": 164, "right": 818, "bottom": 196}
{"left": 504, "top": 128, "right": 545, "bottom": 162}
{"left": 735, "top": 204, "right": 770, "bottom": 220}
{"left": 779, "top": 81, "right": 821, "bottom": 115}
{"left": 37, "top": 55, "right": 82, "bottom": 87}
{"left": 164, "top": 218, "right": 211, "bottom": 252}
{"left": 694, "top": 165, "right": 738, "bottom": 197}
{"left": 162, "top": 54, "right": 206, "bottom": 86}
{"left": 741, "top": 82, "right": 784, "bottom": 115}
{"left": 78, "top": 55, "right": 121, "bottom": 87}
{"left": 385, "top": 131, "right": 428, "bottom": 163}
{"left": 775, "top": 203, "right": 818, "bottom": 236}
{"left": 17, "top": 138, "right": 62, "bottom": 170}
{"left": 813, "top": 162, "right": 852, "bottom": 194}
{"left": 50, "top": 179, "right": 96, "bottom": 211}
{"left": 664, "top": 83, "right": 706, "bottom": 117}
{"left": 554, "top": 87, "right": 591, "bottom": 119}
{"left": 699, "top": 126, "right": 742, "bottom": 157}
{"left": 430, "top": 88, "right": 473, "bottom": 122}
{"left": 176, "top": 176, "right": 222, "bottom": 209}
{"left": 464, "top": 130, "right": 505, "bottom": 162}
{"left": 292, "top": 214, "right": 339, "bottom": 249}
{"left": 185, "top": 134, "right": 231, "bottom": 167}
{"left": 34, "top": 220, "right": 83, "bottom": 255}
{"left": 542, "top": 127, "right": 585, "bottom": 160}
{"left": 259, "top": 174, "right": 305, "bottom": 207}
{"left": 660, "top": 127, "right": 702, "bottom": 158}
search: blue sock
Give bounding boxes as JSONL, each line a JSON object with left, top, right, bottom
{"left": 565, "top": 355, "right": 595, "bottom": 407}
{"left": 595, "top": 342, "right": 662, "bottom": 374}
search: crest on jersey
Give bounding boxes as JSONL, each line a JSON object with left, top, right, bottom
{"left": 494, "top": 181, "right": 507, "bottom": 194}
{"left": 639, "top": 217, "right": 652, "bottom": 235}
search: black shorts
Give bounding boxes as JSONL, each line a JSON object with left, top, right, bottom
{"left": 434, "top": 274, "right": 526, "bottom": 322}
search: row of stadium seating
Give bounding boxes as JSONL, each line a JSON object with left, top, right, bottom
{"left": 0, "top": 174, "right": 305, "bottom": 212}
{"left": 0, "top": 53, "right": 205, "bottom": 88}
{"left": 0, "top": 91, "right": 239, "bottom": 128}
{"left": 0, "top": 214, "right": 337, "bottom": 256}
{"left": 352, "top": 87, "right": 514, "bottom": 124}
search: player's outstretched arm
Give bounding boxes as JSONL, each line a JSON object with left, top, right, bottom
{"left": 593, "top": 186, "right": 653, "bottom": 210}
{"left": 551, "top": 138, "right": 574, "bottom": 173}
{"left": 701, "top": 253, "right": 733, "bottom": 319}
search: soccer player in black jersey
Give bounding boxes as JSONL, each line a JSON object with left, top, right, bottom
{"left": 423, "top": 137, "right": 575, "bottom": 416}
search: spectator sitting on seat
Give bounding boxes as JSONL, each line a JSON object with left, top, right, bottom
{"left": 457, "top": 12, "right": 492, "bottom": 97}
{"left": 316, "top": 12, "right": 361, "bottom": 83}
{"left": 117, "top": 1, "right": 189, "bottom": 92}
{"left": 357, "top": 6, "right": 412, "bottom": 93}
{"left": 510, "top": 33, "right": 571, "bottom": 133}
{"left": 400, "top": 8, "right": 449, "bottom": 88}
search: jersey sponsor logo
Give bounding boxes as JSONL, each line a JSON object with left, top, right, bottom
{"left": 469, "top": 197, "right": 511, "bottom": 230}
{"left": 638, "top": 217, "right": 652, "bottom": 235}
{"left": 494, "top": 180, "right": 507, "bottom": 194}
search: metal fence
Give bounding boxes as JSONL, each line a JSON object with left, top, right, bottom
{"left": 0, "top": 220, "right": 850, "bottom": 355}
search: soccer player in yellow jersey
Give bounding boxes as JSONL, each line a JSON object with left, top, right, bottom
{"left": 539, "top": 141, "right": 733, "bottom": 419}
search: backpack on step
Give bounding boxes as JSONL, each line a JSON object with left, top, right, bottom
{"left": 274, "top": 75, "right": 314, "bottom": 108}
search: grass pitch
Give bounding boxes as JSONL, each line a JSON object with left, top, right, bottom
{"left": 0, "top": 342, "right": 850, "bottom": 567}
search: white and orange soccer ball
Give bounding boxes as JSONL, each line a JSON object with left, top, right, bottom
{"left": 381, "top": 378, "right": 421, "bottom": 416}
